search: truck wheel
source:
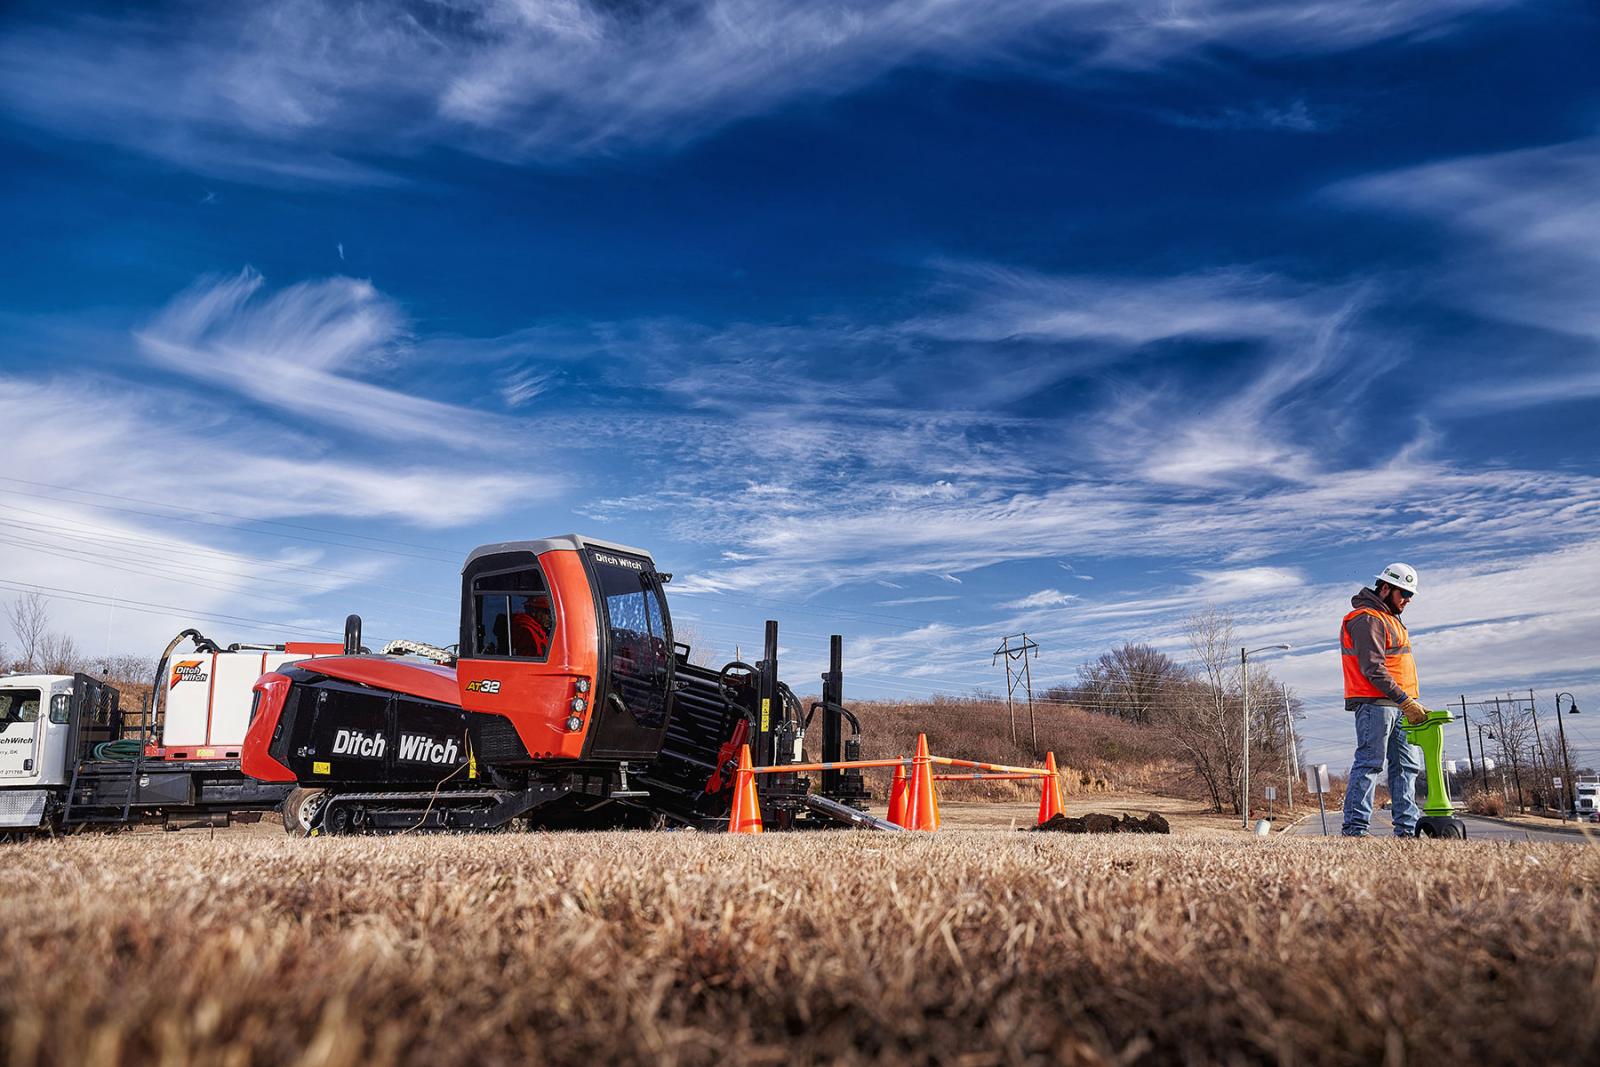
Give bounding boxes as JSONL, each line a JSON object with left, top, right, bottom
{"left": 282, "top": 789, "right": 326, "bottom": 835}
{"left": 281, "top": 789, "right": 305, "bottom": 833}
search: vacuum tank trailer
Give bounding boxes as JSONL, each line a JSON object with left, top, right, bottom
{"left": 0, "top": 629, "right": 341, "bottom": 833}
{"left": 243, "top": 534, "right": 878, "bottom": 833}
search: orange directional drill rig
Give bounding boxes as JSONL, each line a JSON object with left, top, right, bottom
{"left": 243, "top": 535, "right": 885, "bottom": 833}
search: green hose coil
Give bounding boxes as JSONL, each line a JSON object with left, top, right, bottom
{"left": 91, "top": 739, "right": 144, "bottom": 762}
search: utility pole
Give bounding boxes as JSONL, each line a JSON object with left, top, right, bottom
{"left": 992, "top": 634, "right": 1040, "bottom": 753}
{"left": 1528, "top": 688, "right": 1550, "bottom": 809}
{"left": 1242, "top": 647, "right": 1250, "bottom": 828}
{"left": 1460, "top": 695, "right": 1481, "bottom": 793}
{"left": 1239, "top": 643, "right": 1290, "bottom": 828}
{"left": 1283, "top": 683, "right": 1297, "bottom": 811}
{"left": 1021, "top": 642, "right": 1037, "bottom": 754}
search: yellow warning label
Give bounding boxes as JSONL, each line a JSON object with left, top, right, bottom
{"left": 312, "top": 761, "right": 331, "bottom": 775}
{"left": 760, "top": 698, "right": 771, "bottom": 732}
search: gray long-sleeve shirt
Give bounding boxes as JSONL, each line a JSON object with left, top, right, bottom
{"left": 1344, "top": 587, "right": 1411, "bottom": 709}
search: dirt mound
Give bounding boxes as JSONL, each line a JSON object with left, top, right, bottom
{"left": 1031, "top": 811, "right": 1171, "bottom": 834}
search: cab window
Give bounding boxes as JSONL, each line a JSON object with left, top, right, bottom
{"left": 50, "top": 694, "right": 70, "bottom": 724}
{"left": 0, "top": 689, "right": 42, "bottom": 725}
{"left": 471, "top": 564, "right": 555, "bottom": 660}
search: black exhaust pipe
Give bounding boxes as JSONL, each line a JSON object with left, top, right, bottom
{"left": 344, "top": 614, "right": 363, "bottom": 656}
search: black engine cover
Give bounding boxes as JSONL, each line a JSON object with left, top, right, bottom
{"left": 269, "top": 671, "right": 527, "bottom": 787}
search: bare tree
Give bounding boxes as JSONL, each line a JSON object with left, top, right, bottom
{"left": 1163, "top": 607, "right": 1244, "bottom": 814}
{"left": 99, "top": 653, "right": 157, "bottom": 688}
{"left": 5, "top": 590, "right": 50, "bottom": 672}
{"left": 1060, "top": 642, "right": 1189, "bottom": 725}
{"left": 1486, "top": 697, "right": 1536, "bottom": 812}
{"left": 669, "top": 620, "right": 720, "bottom": 668}
{"left": 38, "top": 631, "right": 82, "bottom": 675}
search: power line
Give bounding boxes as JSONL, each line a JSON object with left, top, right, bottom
{"left": 0, "top": 481, "right": 461, "bottom": 564}
{"left": 0, "top": 476, "right": 464, "bottom": 555}
{"left": 0, "top": 578, "right": 343, "bottom": 641}
{"left": 0, "top": 531, "right": 456, "bottom": 621}
{"left": 0, "top": 504, "right": 453, "bottom": 599}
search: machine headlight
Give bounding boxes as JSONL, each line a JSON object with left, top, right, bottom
{"left": 574, "top": 677, "right": 591, "bottom": 693}
{"left": 570, "top": 696, "right": 587, "bottom": 713}
{"left": 565, "top": 715, "right": 583, "bottom": 731}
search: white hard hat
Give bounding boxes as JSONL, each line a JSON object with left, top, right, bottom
{"left": 1375, "top": 563, "right": 1418, "bottom": 595}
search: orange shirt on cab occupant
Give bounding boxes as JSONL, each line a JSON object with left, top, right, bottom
{"left": 510, "top": 602, "right": 551, "bottom": 657}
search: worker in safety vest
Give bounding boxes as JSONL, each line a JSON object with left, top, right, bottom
{"left": 510, "top": 596, "right": 552, "bottom": 658}
{"left": 1340, "top": 563, "right": 1428, "bottom": 837}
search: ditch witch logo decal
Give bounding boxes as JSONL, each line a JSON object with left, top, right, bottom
{"left": 169, "top": 660, "right": 208, "bottom": 689}
{"left": 332, "top": 729, "right": 460, "bottom": 765}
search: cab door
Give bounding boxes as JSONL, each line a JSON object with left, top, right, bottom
{"left": 0, "top": 686, "right": 44, "bottom": 780}
{"left": 583, "top": 547, "right": 675, "bottom": 760}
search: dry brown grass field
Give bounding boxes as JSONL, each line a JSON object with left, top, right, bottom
{"left": 4, "top": 829, "right": 1598, "bottom": 1066}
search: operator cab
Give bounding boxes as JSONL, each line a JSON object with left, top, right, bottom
{"left": 456, "top": 535, "right": 675, "bottom": 763}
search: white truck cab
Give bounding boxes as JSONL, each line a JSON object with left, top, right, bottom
{"left": 0, "top": 674, "right": 87, "bottom": 827}
{"left": 1576, "top": 775, "right": 1599, "bottom": 822}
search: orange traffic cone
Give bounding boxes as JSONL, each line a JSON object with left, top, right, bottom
{"left": 903, "top": 733, "right": 941, "bottom": 831}
{"left": 1037, "top": 751, "right": 1064, "bottom": 825}
{"left": 728, "top": 744, "right": 763, "bottom": 834}
{"left": 887, "top": 759, "right": 908, "bottom": 826}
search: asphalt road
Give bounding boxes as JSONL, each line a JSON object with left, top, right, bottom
{"left": 1287, "top": 805, "right": 1594, "bottom": 844}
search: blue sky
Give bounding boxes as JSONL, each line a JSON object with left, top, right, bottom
{"left": 2, "top": 0, "right": 1598, "bottom": 770}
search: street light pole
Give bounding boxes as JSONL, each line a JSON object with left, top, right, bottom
{"left": 1476, "top": 723, "right": 1493, "bottom": 796}
{"left": 1555, "top": 692, "right": 1581, "bottom": 818}
{"left": 1240, "top": 643, "right": 1291, "bottom": 829}
{"left": 1284, "top": 682, "right": 1296, "bottom": 812}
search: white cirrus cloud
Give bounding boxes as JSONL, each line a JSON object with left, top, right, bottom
{"left": 1001, "top": 589, "right": 1079, "bottom": 610}
{"left": 0, "top": 1, "right": 1513, "bottom": 181}
{"left": 1334, "top": 137, "right": 1600, "bottom": 412}
{"left": 0, "top": 376, "right": 551, "bottom": 530}
{"left": 135, "top": 268, "right": 515, "bottom": 448}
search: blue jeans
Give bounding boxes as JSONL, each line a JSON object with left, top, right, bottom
{"left": 1342, "top": 702, "right": 1423, "bottom": 837}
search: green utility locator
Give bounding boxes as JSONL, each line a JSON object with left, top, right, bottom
{"left": 1402, "top": 707, "right": 1468, "bottom": 839}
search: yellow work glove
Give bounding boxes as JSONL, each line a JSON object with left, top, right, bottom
{"left": 1399, "top": 698, "right": 1428, "bottom": 725}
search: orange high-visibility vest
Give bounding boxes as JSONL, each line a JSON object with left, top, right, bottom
{"left": 1341, "top": 607, "right": 1418, "bottom": 701}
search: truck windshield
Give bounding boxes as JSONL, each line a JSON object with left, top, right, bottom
{"left": 0, "top": 689, "right": 42, "bottom": 725}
